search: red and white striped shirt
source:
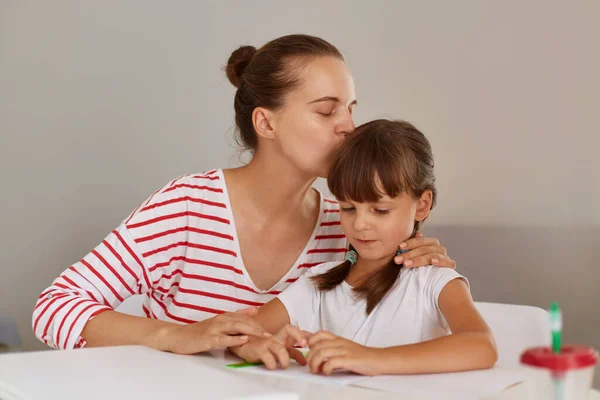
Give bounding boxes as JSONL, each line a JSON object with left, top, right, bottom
{"left": 32, "top": 169, "right": 346, "bottom": 349}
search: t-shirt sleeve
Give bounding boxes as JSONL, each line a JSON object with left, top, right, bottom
{"left": 421, "top": 266, "right": 470, "bottom": 330}
{"left": 277, "top": 270, "right": 323, "bottom": 332}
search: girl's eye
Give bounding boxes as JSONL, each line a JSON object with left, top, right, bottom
{"left": 374, "top": 209, "right": 389, "bottom": 215}
{"left": 340, "top": 206, "right": 355, "bottom": 212}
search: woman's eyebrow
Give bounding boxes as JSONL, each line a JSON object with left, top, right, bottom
{"left": 308, "top": 96, "right": 358, "bottom": 107}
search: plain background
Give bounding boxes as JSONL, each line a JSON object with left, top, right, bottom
{"left": 1, "top": 0, "right": 598, "bottom": 388}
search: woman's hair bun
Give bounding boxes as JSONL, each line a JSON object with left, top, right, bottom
{"left": 225, "top": 45, "right": 257, "bottom": 89}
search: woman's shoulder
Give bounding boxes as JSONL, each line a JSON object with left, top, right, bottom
{"left": 170, "top": 169, "right": 226, "bottom": 191}
{"left": 315, "top": 191, "right": 342, "bottom": 231}
{"left": 321, "top": 195, "right": 340, "bottom": 212}
{"left": 123, "top": 168, "right": 227, "bottom": 228}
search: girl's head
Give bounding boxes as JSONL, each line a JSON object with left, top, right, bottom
{"left": 329, "top": 119, "right": 437, "bottom": 263}
{"left": 312, "top": 119, "right": 437, "bottom": 314}
{"left": 225, "top": 34, "right": 357, "bottom": 177}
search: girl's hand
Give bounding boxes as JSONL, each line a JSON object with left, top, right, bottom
{"left": 230, "top": 324, "right": 311, "bottom": 370}
{"left": 161, "top": 307, "right": 269, "bottom": 354}
{"left": 394, "top": 232, "right": 456, "bottom": 269}
{"left": 307, "top": 331, "right": 382, "bottom": 376}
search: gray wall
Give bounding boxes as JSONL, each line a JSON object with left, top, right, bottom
{"left": 1, "top": 0, "right": 598, "bottom": 387}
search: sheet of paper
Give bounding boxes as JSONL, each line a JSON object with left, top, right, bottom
{"left": 351, "top": 367, "right": 525, "bottom": 400}
{"left": 224, "top": 346, "right": 365, "bottom": 386}
{"left": 234, "top": 362, "right": 366, "bottom": 386}
{"left": 218, "top": 347, "right": 525, "bottom": 399}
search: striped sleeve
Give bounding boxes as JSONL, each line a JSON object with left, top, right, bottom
{"left": 32, "top": 223, "right": 151, "bottom": 349}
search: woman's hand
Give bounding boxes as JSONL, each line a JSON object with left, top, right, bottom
{"left": 394, "top": 232, "right": 456, "bottom": 269}
{"left": 229, "top": 324, "right": 311, "bottom": 369}
{"left": 307, "top": 331, "right": 382, "bottom": 376}
{"left": 159, "top": 307, "right": 269, "bottom": 354}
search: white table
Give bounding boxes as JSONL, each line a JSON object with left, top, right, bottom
{"left": 0, "top": 346, "right": 598, "bottom": 400}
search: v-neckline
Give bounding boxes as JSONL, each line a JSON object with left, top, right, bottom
{"left": 218, "top": 169, "right": 325, "bottom": 293}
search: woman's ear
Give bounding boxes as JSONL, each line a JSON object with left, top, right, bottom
{"left": 252, "top": 107, "right": 276, "bottom": 140}
{"left": 415, "top": 190, "right": 433, "bottom": 222}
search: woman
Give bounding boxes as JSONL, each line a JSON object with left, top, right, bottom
{"left": 33, "top": 34, "right": 455, "bottom": 354}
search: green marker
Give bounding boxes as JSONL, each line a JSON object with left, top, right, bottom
{"left": 226, "top": 351, "right": 309, "bottom": 369}
{"left": 226, "top": 360, "right": 264, "bottom": 369}
{"left": 550, "top": 302, "right": 562, "bottom": 353}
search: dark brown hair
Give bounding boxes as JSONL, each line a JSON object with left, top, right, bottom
{"left": 311, "top": 119, "right": 437, "bottom": 314}
{"left": 225, "top": 34, "right": 344, "bottom": 152}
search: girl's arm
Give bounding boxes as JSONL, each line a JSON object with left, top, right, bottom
{"left": 307, "top": 279, "right": 497, "bottom": 376}
{"left": 254, "top": 298, "right": 292, "bottom": 333}
{"left": 376, "top": 278, "right": 497, "bottom": 374}
{"left": 229, "top": 298, "right": 311, "bottom": 369}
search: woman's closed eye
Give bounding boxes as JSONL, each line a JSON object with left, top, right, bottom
{"left": 316, "top": 108, "right": 335, "bottom": 117}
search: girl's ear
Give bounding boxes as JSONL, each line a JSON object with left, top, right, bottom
{"left": 415, "top": 190, "right": 433, "bottom": 222}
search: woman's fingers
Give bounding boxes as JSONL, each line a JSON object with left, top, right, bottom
{"left": 219, "top": 318, "right": 267, "bottom": 338}
{"left": 213, "top": 312, "right": 268, "bottom": 338}
{"left": 403, "top": 252, "right": 441, "bottom": 268}
{"left": 430, "top": 254, "right": 457, "bottom": 269}
{"left": 394, "top": 234, "right": 454, "bottom": 268}
{"left": 400, "top": 235, "right": 440, "bottom": 250}
{"left": 216, "top": 334, "right": 249, "bottom": 348}
{"left": 234, "top": 307, "right": 259, "bottom": 316}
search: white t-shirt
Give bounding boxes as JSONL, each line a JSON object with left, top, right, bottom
{"left": 278, "top": 262, "right": 469, "bottom": 348}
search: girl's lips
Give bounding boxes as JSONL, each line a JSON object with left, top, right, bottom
{"left": 356, "top": 239, "right": 376, "bottom": 244}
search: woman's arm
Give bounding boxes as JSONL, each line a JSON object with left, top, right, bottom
{"left": 33, "top": 221, "right": 268, "bottom": 352}
{"left": 89, "top": 281, "right": 294, "bottom": 354}
{"left": 32, "top": 223, "right": 152, "bottom": 349}
{"left": 82, "top": 307, "right": 268, "bottom": 354}
{"left": 307, "top": 279, "right": 497, "bottom": 376}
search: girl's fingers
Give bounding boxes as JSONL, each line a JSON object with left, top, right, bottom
{"left": 308, "top": 345, "right": 348, "bottom": 374}
{"left": 289, "top": 347, "right": 307, "bottom": 366}
{"left": 307, "top": 330, "right": 336, "bottom": 347}
{"left": 282, "top": 325, "right": 309, "bottom": 347}
{"left": 259, "top": 349, "right": 278, "bottom": 370}
{"left": 322, "top": 356, "right": 348, "bottom": 376}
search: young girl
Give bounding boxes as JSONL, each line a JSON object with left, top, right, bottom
{"left": 230, "top": 119, "right": 497, "bottom": 376}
